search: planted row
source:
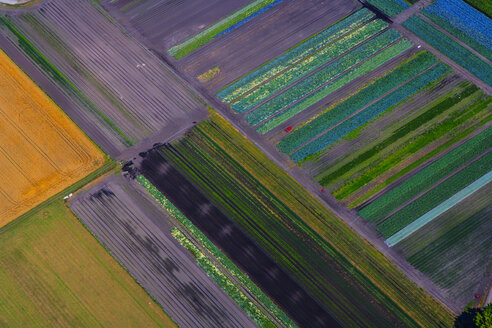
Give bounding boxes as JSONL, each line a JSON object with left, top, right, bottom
{"left": 231, "top": 19, "right": 388, "bottom": 113}
{"left": 257, "top": 39, "right": 413, "bottom": 134}
{"left": 246, "top": 29, "right": 402, "bottom": 126}
{"left": 423, "top": 0, "right": 492, "bottom": 60}
{"left": 278, "top": 51, "right": 436, "bottom": 154}
{"left": 377, "top": 151, "right": 492, "bottom": 238}
{"left": 317, "top": 83, "right": 477, "bottom": 187}
{"left": 291, "top": 63, "right": 450, "bottom": 162}
{"left": 403, "top": 15, "right": 492, "bottom": 87}
{"left": 359, "top": 125, "right": 492, "bottom": 222}
{"left": 137, "top": 175, "right": 296, "bottom": 328}
{"left": 217, "top": 8, "right": 375, "bottom": 103}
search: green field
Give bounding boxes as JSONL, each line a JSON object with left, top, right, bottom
{"left": 0, "top": 200, "right": 175, "bottom": 328}
{"left": 157, "top": 110, "right": 454, "bottom": 328}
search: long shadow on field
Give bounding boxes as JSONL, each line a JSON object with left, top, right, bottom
{"left": 140, "top": 150, "right": 340, "bottom": 328}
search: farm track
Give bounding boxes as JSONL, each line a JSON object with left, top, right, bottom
{"left": 71, "top": 175, "right": 255, "bottom": 328}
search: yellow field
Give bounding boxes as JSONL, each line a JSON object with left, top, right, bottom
{"left": 0, "top": 200, "right": 176, "bottom": 327}
{"left": 0, "top": 49, "right": 105, "bottom": 227}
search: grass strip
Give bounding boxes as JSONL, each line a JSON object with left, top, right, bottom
{"left": 168, "top": 0, "right": 277, "bottom": 59}
{"left": 377, "top": 151, "right": 492, "bottom": 238}
{"left": 291, "top": 62, "right": 449, "bottom": 162}
{"left": 232, "top": 20, "right": 388, "bottom": 113}
{"left": 137, "top": 176, "right": 296, "bottom": 328}
{"left": 359, "top": 124, "right": 492, "bottom": 222}
{"left": 217, "top": 8, "right": 375, "bottom": 103}
{"left": 278, "top": 51, "right": 436, "bottom": 154}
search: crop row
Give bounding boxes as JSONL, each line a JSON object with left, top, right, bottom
{"left": 246, "top": 29, "right": 402, "bottom": 126}
{"left": 217, "top": 8, "right": 375, "bottom": 103}
{"left": 277, "top": 51, "right": 436, "bottom": 154}
{"left": 366, "top": 0, "right": 409, "bottom": 17}
{"left": 359, "top": 124, "right": 492, "bottom": 222}
{"left": 291, "top": 63, "right": 450, "bottom": 162}
{"left": 377, "top": 151, "right": 492, "bottom": 238}
{"left": 407, "top": 205, "right": 491, "bottom": 283}
{"left": 168, "top": 0, "right": 278, "bottom": 59}
{"left": 318, "top": 83, "right": 477, "bottom": 187}
{"left": 403, "top": 15, "right": 492, "bottom": 87}
{"left": 257, "top": 39, "right": 413, "bottom": 134}
{"left": 137, "top": 175, "right": 296, "bottom": 328}
{"left": 423, "top": 0, "right": 492, "bottom": 61}
{"left": 330, "top": 87, "right": 491, "bottom": 202}
{"left": 385, "top": 169, "right": 492, "bottom": 246}
{"left": 231, "top": 20, "right": 388, "bottom": 113}
{"left": 464, "top": 0, "right": 492, "bottom": 18}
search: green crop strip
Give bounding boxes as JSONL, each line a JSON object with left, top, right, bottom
{"left": 359, "top": 124, "right": 492, "bottom": 222}
{"left": 0, "top": 15, "right": 133, "bottom": 147}
{"left": 377, "top": 151, "right": 492, "bottom": 238}
{"left": 217, "top": 8, "right": 375, "bottom": 103}
{"left": 168, "top": 0, "right": 277, "bottom": 59}
{"left": 137, "top": 175, "right": 295, "bottom": 328}
{"left": 320, "top": 84, "right": 479, "bottom": 187}
{"left": 324, "top": 89, "right": 491, "bottom": 202}
{"left": 231, "top": 19, "right": 388, "bottom": 113}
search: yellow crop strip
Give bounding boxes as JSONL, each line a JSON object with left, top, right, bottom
{"left": 0, "top": 49, "right": 105, "bottom": 227}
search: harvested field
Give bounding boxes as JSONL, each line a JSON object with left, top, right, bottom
{"left": 0, "top": 48, "right": 104, "bottom": 228}
{"left": 139, "top": 110, "right": 454, "bottom": 328}
{"left": 71, "top": 175, "right": 255, "bottom": 328}
{"left": 0, "top": 200, "right": 175, "bottom": 327}
{"left": 0, "top": 0, "right": 206, "bottom": 156}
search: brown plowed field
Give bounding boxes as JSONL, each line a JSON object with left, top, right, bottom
{"left": 0, "top": 49, "right": 105, "bottom": 227}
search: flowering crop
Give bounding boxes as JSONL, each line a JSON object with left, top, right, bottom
{"left": 246, "top": 29, "right": 402, "bottom": 126}
{"left": 277, "top": 52, "right": 436, "bottom": 154}
{"left": 231, "top": 20, "right": 388, "bottom": 113}
{"left": 217, "top": 8, "right": 375, "bottom": 103}
{"left": 403, "top": 15, "right": 492, "bottom": 87}
{"left": 290, "top": 63, "right": 450, "bottom": 162}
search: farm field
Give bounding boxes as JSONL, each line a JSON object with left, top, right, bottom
{"left": 0, "top": 47, "right": 104, "bottom": 228}
{"left": 366, "top": 0, "right": 409, "bottom": 17}
{"left": 0, "top": 0, "right": 205, "bottom": 157}
{"left": 395, "top": 181, "right": 492, "bottom": 305}
{"left": 71, "top": 175, "right": 256, "bottom": 328}
{"left": 402, "top": 15, "right": 492, "bottom": 87}
{"left": 422, "top": 0, "right": 492, "bottom": 61}
{"left": 139, "top": 110, "right": 454, "bottom": 328}
{"left": 0, "top": 200, "right": 175, "bottom": 328}
{"left": 217, "top": 9, "right": 417, "bottom": 136}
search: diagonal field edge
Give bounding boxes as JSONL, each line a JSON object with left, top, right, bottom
{"left": 386, "top": 170, "right": 492, "bottom": 247}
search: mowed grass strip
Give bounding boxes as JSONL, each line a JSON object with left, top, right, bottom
{"left": 161, "top": 110, "right": 455, "bottom": 327}
{"left": 0, "top": 200, "right": 175, "bottom": 328}
{"left": 0, "top": 48, "right": 105, "bottom": 228}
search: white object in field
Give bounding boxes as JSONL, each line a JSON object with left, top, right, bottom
{"left": 417, "top": 45, "right": 421, "bottom": 48}
{"left": 69, "top": 193, "right": 73, "bottom": 198}
{"left": 63, "top": 196, "right": 69, "bottom": 200}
